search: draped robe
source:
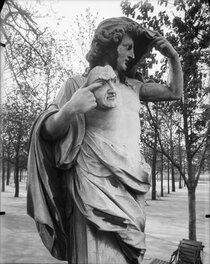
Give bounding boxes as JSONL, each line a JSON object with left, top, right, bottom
{"left": 27, "top": 75, "right": 151, "bottom": 264}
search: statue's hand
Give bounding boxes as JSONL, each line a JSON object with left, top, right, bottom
{"left": 43, "top": 81, "right": 102, "bottom": 139}
{"left": 67, "top": 81, "right": 102, "bottom": 114}
{"left": 153, "top": 33, "right": 177, "bottom": 58}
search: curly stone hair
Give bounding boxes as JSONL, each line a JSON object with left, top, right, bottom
{"left": 86, "top": 17, "right": 157, "bottom": 78}
{"left": 86, "top": 24, "right": 139, "bottom": 70}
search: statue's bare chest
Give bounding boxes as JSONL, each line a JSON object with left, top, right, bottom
{"left": 85, "top": 81, "right": 141, "bottom": 153}
{"left": 116, "top": 83, "right": 140, "bottom": 114}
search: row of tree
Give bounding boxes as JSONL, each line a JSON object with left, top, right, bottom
{"left": 1, "top": 0, "right": 97, "bottom": 195}
{"left": 0, "top": 0, "right": 209, "bottom": 241}
{"left": 121, "top": 0, "right": 210, "bottom": 240}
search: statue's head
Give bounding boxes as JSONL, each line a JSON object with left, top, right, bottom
{"left": 86, "top": 65, "right": 117, "bottom": 109}
{"left": 86, "top": 17, "right": 158, "bottom": 77}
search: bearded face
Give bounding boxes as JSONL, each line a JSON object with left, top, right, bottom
{"left": 87, "top": 65, "right": 118, "bottom": 109}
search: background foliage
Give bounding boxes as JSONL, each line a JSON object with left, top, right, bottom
{"left": 0, "top": 0, "right": 209, "bottom": 240}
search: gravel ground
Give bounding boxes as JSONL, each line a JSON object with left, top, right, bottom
{"left": 0, "top": 179, "right": 209, "bottom": 264}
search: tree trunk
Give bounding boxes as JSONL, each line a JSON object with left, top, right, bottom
{"left": 160, "top": 152, "right": 164, "bottom": 197}
{"left": 151, "top": 103, "right": 159, "bottom": 200}
{"left": 178, "top": 131, "right": 182, "bottom": 189}
{"left": 179, "top": 174, "right": 182, "bottom": 189}
{"left": 170, "top": 132, "right": 175, "bottom": 192}
{"left": 167, "top": 158, "right": 170, "bottom": 194}
{"left": 188, "top": 187, "right": 196, "bottom": 240}
{"left": 187, "top": 157, "right": 197, "bottom": 240}
{"left": 6, "top": 160, "right": 11, "bottom": 185}
{"left": 13, "top": 169, "right": 15, "bottom": 183}
{"left": 171, "top": 161, "right": 175, "bottom": 192}
{"left": 2, "top": 157, "right": 5, "bottom": 192}
{"left": 19, "top": 170, "right": 22, "bottom": 182}
{"left": 183, "top": 161, "right": 186, "bottom": 187}
{"left": 151, "top": 121, "right": 158, "bottom": 200}
{"left": 14, "top": 166, "right": 19, "bottom": 197}
{"left": 151, "top": 145, "right": 157, "bottom": 200}
{"left": 14, "top": 151, "right": 20, "bottom": 197}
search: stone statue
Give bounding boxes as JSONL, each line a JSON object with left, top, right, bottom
{"left": 27, "top": 17, "right": 183, "bottom": 264}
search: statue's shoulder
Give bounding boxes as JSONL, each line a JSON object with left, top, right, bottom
{"left": 66, "top": 75, "right": 86, "bottom": 91}
{"left": 125, "top": 77, "right": 143, "bottom": 94}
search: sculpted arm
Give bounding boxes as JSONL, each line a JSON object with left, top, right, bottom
{"left": 140, "top": 34, "right": 183, "bottom": 101}
{"left": 42, "top": 82, "right": 101, "bottom": 140}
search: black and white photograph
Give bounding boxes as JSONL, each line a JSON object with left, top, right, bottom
{"left": 0, "top": 0, "right": 209, "bottom": 263}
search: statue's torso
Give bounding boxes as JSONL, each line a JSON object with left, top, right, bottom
{"left": 74, "top": 78, "right": 147, "bottom": 264}
{"left": 85, "top": 79, "right": 141, "bottom": 161}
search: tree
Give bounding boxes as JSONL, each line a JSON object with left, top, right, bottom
{"left": 121, "top": 0, "right": 210, "bottom": 240}
{"left": 62, "top": 7, "right": 100, "bottom": 75}
{"left": 1, "top": 1, "right": 100, "bottom": 196}
{"left": 1, "top": 0, "right": 45, "bottom": 195}
{"left": 2, "top": 87, "right": 40, "bottom": 197}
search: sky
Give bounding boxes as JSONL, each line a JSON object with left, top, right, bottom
{"left": 34, "top": 0, "right": 173, "bottom": 34}
{"left": 35, "top": 1, "right": 126, "bottom": 25}
{"left": 2, "top": 1, "right": 124, "bottom": 90}
{"left": 49, "top": 0, "right": 125, "bottom": 18}
{"left": 1, "top": 0, "right": 176, "bottom": 100}
{"left": 32, "top": 0, "right": 169, "bottom": 73}
{"left": 1, "top": 0, "right": 130, "bottom": 101}
{"left": 34, "top": 0, "right": 136, "bottom": 34}
{"left": 28, "top": 0, "right": 179, "bottom": 36}
{"left": 40, "top": 0, "right": 129, "bottom": 18}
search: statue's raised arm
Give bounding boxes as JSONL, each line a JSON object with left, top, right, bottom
{"left": 140, "top": 32, "right": 183, "bottom": 101}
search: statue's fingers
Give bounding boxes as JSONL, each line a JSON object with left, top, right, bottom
{"left": 80, "top": 80, "right": 88, "bottom": 89}
{"left": 155, "top": 32, "right": 162, "bottom": 37}
{"left": 151, "top": 36, "right": 164, "bottom": 47}
{"left": 154, "top": 38, "right": 166, "bottom": 46}
{"left": 86, "top": 83, "right": 102, "bottom": 92}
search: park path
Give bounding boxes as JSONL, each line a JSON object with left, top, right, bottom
{"left": 0, "top": 179, "right": 209, "bottom": 263}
